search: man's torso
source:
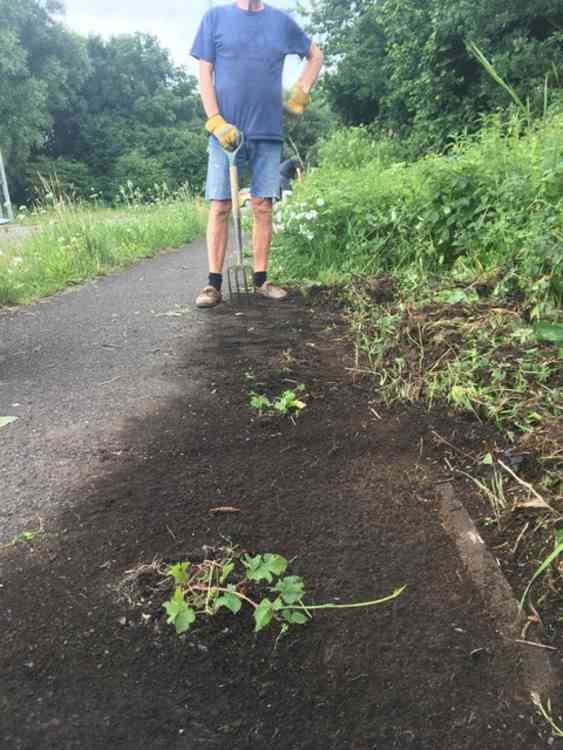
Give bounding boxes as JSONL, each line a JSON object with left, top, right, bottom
{"left": 192, "top": 4, "right": 310, "bottom": 141}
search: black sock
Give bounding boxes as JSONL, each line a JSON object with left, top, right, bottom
{"left": 208, "top": 273, "right": 222, "bottom": 291}
{"left": 254, "top": 271, "right": 267, "bottom": 288}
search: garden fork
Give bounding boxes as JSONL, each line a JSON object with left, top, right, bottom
{"left": 224, "top": 135, "right": 254, "bottom": 303}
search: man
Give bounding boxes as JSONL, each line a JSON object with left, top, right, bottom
{"left": 191, "top": 0, "right": 324, "bottom": 308}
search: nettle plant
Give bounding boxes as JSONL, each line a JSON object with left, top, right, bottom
{"left": 163, "top": 552, "right": 405, "bottom": 636}
{"left": 249, "top": 384, "right": 307, "bottom": 417}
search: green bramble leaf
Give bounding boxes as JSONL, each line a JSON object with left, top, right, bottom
{"left": 167, "top": 562, "right": 190, "bottom": 586}
{"left": 281, "top": 610, "right": 308, "bottom": 625}
{"left": 243, "top": 553, "right": 288, "bottom": 583}
{"left": 254, "top": 598, "right": 274, "bottom": 632}
{"left": 163, "top": 588, "right": 196, "bottom": 634}
{"left": 242, "top": 554, "right": 262, "bottom": 578}
{"left": 272, "top": 389, "right": 307, "bottom": 415}
{"left": 263, "top": 554, "right": 288, "bottom": 576}
{"left": 215, "top": 584, "right": 242, "bottom": 614}
{"left": 250, "top": 393, "right": 271, "bottom": 412}
{"left": 250, "top": 387, "right": 307, "bottom": 417}
{"left": 482, "top": 452, "right": 494, "bottom": 465}
{"left": 163, "top": 588, "right": 187, "bottom": 619}
{"left": 174, "top": 607, "right": 196, "bottom": 634}
{"left": 271, "top": 575, "right": 305, "bottom": 605}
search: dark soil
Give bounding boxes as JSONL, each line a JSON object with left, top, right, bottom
{"left": 0, "top": 296, "right": 554, "bottom": 749}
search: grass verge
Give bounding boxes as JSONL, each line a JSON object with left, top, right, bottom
{"left": 0, "top": 193, "right": 207, "bottom": 306}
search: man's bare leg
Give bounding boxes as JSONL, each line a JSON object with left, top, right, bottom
{"left": 196, "top": 199, "right": 232, "bottom": 307}
{"left": 251, "top": 197, "right": 272, "bottom": 273}
{"left": 208, "top": 199, "right": 232, "bottom": 272}
{"left": 252, "top": 197, "right": 287, "bottom": 299}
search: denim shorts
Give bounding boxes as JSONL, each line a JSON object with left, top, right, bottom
{"left": 205, "top": 136, "right": 282, "bottom": 201}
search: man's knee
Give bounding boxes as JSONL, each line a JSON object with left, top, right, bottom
{"left": 251, "top": 197, "right": 273, "bottom": 222}
{"left": 210, "top": 200, "right": 232, "bottom": 222}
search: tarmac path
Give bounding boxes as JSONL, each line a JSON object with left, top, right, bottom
{"left": 0, "top": 240, "right": 209, "bottom": 543}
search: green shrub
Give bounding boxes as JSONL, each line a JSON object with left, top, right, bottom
{"left": 271, "top": 110, "right": 563, "bottom": 310}
{"left": 25, "top": 157, "right": 96, "bottom": 202}
{"left": 112, "top": 149, "right": 173, "bottom": 197}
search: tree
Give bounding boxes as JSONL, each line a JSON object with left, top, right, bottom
{"left": 0, "top": 0, "right": 208, "bottom": 204}
{"left": 303, "top": 0, "right": 563, "bottom": 149}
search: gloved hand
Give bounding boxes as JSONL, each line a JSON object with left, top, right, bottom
{"left": 206, "top": 114, "right": 240, "bottom": 150}
{"left": 285, "top": 83, "right": 311, "bottom": 116}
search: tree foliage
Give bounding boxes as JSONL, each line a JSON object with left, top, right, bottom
{"left": 304, "top": 0, "right": 563, "bottom": 149}
{"left": 0, "top": 0, "right": 207, "bottom": 203}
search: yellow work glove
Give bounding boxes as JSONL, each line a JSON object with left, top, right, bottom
{"left": 205, "top": 114, "right": 240, "bottom": 150}
{"left": 285, "top": 83, "right": 311, "bottom": 116}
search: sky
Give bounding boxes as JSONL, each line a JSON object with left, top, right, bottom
{"left": 59, "top": 0, "right": 306, "bottom": 84}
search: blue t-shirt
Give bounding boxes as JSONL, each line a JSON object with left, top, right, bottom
{"left": 191, "top": 3, "right": 311, "bottom": 141}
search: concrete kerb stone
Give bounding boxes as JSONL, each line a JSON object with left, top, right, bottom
{"left": 437, "top": 482, "right": 557, "bottom": 701}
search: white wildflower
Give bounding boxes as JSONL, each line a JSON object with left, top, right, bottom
{"left": 316, "top": 198, "right": 325, "bottom": 207}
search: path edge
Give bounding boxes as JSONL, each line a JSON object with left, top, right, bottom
{"left": 437, "top": 482, "right": 557, "bottom": 701}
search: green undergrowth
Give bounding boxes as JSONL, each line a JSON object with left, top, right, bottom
{"left": 0, "top": 189, "right": 207, "bottom": 305}
{"left": 271, "top": 109, "right": 563, "bottom": 315}
{"left": 347, "top": 279, "right": 562, "bottom": 478}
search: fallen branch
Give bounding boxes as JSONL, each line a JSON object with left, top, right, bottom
{"left": 515, "top": 639, "right": 556, "bottom": 652}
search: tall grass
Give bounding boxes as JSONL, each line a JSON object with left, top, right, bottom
{"left": 0, "top": 185, "right": 207, "bottom": 305}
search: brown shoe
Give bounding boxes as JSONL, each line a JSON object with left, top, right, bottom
{"left": 255, "top": 281, "right": 288, "bottom": 300}
{"left": 196, "top": 285, "right": 222, "bottom": 308}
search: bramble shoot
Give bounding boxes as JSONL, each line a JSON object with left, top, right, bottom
{"left": 249, "top": 385, "right": 307, "bottom": 417}
{"left": 161, "top": 552, "right": 405, "bottom": 637}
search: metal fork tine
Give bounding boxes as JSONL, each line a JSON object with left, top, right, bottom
{"left": 226, "top": 258, "right": 254, "bottom": 304}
